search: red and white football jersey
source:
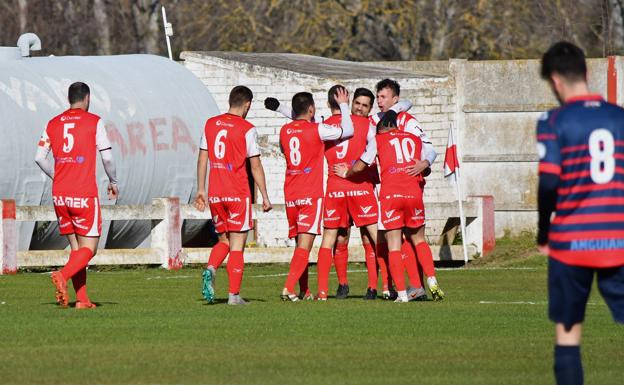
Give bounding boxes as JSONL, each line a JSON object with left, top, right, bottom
{"left": 279, "top": 119, "right": 344, "bottom": 200}
{"left": 376, "top": 129, "right": 424, "bottom": 197}
{"left": 324, "top": 114, "right": 376, "bottom": 191}
{"left": 39, "top": 108, "right": 111, "bottom": 197}
{"left": 200, "top": 113, "right": 260, "bottom": 198}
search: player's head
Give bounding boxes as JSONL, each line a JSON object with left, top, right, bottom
{"left": 228, "top": 85, "right": 253, "bottom": 118}
{"left": 376, "top": 79, "right": 400, "bottom": 112}
{"left": 292, "top": 92, "right": 315, "bottom": 121}
{"left": 68, "top": 82, "right": 90, "bottom": 110}
{"left": 352, "top": 87, "right": 374, "bottom": 117}
{"left": 327, "top": 84, "right": 347, "bottom": 112}
{"left": 541, "top": 42, "right": 588, "bottom": 104}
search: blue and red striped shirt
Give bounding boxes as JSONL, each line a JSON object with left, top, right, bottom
{"left": 538, "top": 95, "right": 624, "bottom": 268}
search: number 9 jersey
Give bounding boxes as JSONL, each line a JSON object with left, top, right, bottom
{"left": 538, "top": 95, "right": 624, "bottom": 267}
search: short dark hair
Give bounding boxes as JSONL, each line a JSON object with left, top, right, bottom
{"left": 229, "top": 85, "right": 253, "bottom": 107}
{"left": 375, "top": 79, "right": 400, "bottom": 96}
{"left": 540, "top": 41, "right": 587, "bottom": 82}
{"left": 68, "top": 82, "right": 90, "bottom": 104}
{"left": 353, "top": 88, "right": 374, "bottom": 104}
{"left": 327, "top": 84, "right": 346, "bottom": 110}
{"left": 292, "top": 92, "right": 315, "bottom": 117}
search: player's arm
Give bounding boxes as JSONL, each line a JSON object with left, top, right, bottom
{"left": 246, "top": 127, "right": 272, "bottom": 212}
{"left": 536, "top": 113, "right": 561, "bottom": 253}
{"left": 318, "top": 88, "right": 354, "bottom": 141}
{"left": 390, "top": 99, "right": 413, "bottom": 114}
{"left": 265, "top": 97, "right": 323, "bottom": 123}
{"left": 335, "top": 123, "right": 377, "bottom": 179}
{"left": 403, "top": 116, "right": 435, "bottom": 176}
{"left": 195, "top": 132, "right": 209, "bottom": 212}
{"left": 96, "top": 120, "right": 119, "bottom": 200}
{"left": 34, "top": 127, "right": 54, "bottom": 179}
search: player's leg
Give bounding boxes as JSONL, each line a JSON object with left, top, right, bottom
{"left": 51, "top": 197, "right": 100, "bottom": 308}
{"left": 203, "top": 201, "right": 231, "bottom": 303}
{"left": 317, "top": 228, "right": 339, "bottom": 300}
{"left": 226, "top": 231, "right": 249, "bottom": 305}
{"left": 64, "top": 233, "right": 88, "bottom": 306}
{"left": 283, "top": 233, "right": 317, "bottom": 301}
{"left": 298, "top": 265, "right": 311, "bottom": 300}
{"left": 334, "top": 227, "right": 350, "bottom": 299}
{"left": 406, "top": 226, "right": 444, "bottom": 301}
{"left": 400, "top": 237, "right": 427, "bottom": 301}
{"left": 548, "top": 258, "right": 593, "bottom": 385}
{"left": 385, "top": 228, "right": 408, "bottom": 302}
{"left": 360, "top": 225, "right": 378, "bottom": 299}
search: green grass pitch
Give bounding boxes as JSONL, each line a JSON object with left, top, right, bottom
{"left": 0, "top": 238, "right": 622, "bottom": 384}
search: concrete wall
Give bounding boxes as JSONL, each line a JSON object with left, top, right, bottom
{"left": 180, "top": 51, "right": 624, "bottom": 241}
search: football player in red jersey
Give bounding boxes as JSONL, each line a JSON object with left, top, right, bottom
{"left": 195, "top": 86, "right": 272, "bottom": 305}
{"left": 279, "top": 88, "right": 354, "bottom": 301}
{"left": 371, "top": 79, "right": 439, "bottom": 301}
{"left": 35, "top": 82, "right": 119, "bottom": 309}
{"left": 335, "top": 109, "right": 445, "bottom": 303}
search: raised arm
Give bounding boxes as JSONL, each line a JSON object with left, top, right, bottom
{"left": 317, "top": 88, "right": 354, "bottom": 141}
{"left": 34, "top": 127, "right": 54, "bottom": 179}
{"left": 265, "top": 97, "right": 323, "bottom": 122}
{"left": 390, "top": 99, "right": 412, "bottom": 114}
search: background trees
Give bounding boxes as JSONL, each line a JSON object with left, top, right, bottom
{"left": 1, "top": 0, "right": 622, "bottom": 60}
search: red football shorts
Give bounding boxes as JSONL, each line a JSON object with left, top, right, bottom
{"left": 378, "top": 192, "right": 425, "bottom": 230}
{"left": 285, "top": 197, "right": 323, "bottom": 238}
{"left": 53, "top": 195, "right": 102, "bottom": 237}
{"left": 323, "top": 186, "right": 378, "bottom": 228}
{"left": 209, "top": 196, "right": 253, "bottom": 233}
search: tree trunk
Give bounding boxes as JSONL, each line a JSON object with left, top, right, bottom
{"left": 17, "top": 0, "right": 27, "bottom": 33}
{"left": 132, "top": 0, "right": 161, "bottom": 54}
{"left": 93, "top": 0, "right": 112, "bottom": 55}
{"left": 609, "top": 0, "right": 624, "bottom": 53}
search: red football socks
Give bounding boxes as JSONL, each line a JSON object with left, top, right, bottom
{"left": 226, "top": 250, "right": 244, "bottom": 294}
{"left": 388, "top": 250, "right": 406, "bottom": 291}
{"left": 334, "top": 243, "right": 349, "bottom": 285}
{"left": 415, "top": 242, "right": 436, "bottom": 278}
{"left": 207, "top": 241, "right": 230, "bottom": 269}
{"left": 316, "top": 247, "right": 333, "bottom": 296}
{"left": 71, "top": 268, "right": 89, "bottom": 303}
{"left": 363, "top": 242, "right": 378, "bottom": 289}
{"left": 401, "top": 240, "right": 423, "bottom": 288}
{"left": 377, "top": 242, "right": 393, "bottom": 291}
{"left": 60, "top": 248, "right": 93, "bottom": 281}
{"left": 285, "top": 248, "right": 310, "bottom": 293}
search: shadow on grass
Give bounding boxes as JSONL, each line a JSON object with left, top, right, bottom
{"left": 196, "top": 298, "right": 267, "bottom": 305}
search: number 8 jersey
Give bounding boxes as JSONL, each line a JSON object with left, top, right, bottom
{"left": 538, "top": 95, "right": 624, "bottom": 267}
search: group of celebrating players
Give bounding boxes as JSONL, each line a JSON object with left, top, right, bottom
{"left": 194, "top": 78, "right": 444, "bottom": 305}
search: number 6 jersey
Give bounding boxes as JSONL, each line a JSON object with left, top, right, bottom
{"left": 200, "top": 113, "right": 260, "bottom": 198}
{"left": 538, "top": 95, "right": 624, "bottom": 267}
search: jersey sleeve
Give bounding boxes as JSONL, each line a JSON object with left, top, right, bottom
{"left": 245, "top": 127, "right": 261, "bottom": 157}
{"left": 536, "top": 111, "right": 561, "bottom": 175}
{"left": 404, "top": 117, "right": 436, "bottom": 165}
{"left": 96, "top": 119, "right": 112, "bottom": 151}
{"left": 317, "top": 103, "right": 354, "bottom": 141}
{"left": 37, "top": 126, "right": 51, "bottom": 150}
{"left": 359, "top": 123, "right": 378, "bottom": 165}
{"left": 390, "top": 99, "right": 412, "bottom": 114}
{"left": 199, "top": 131, "right": 208, "bottom": 151}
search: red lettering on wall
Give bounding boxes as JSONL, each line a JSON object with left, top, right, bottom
{"left": 127, "top": 122, "right": 147, "bottom": 155}
{"left": 105, "top": 121, "right": 128, "bottom": 157}
{"left": 171, "top": 116, "right": 197, "bottom": 154}
{"left": 149, "top": 118, "right": 170, "bottom": 151}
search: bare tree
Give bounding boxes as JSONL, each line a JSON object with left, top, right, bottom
{"left": 93, "top": 0, "right": 111, "bottom": 55}
{"left": 17, "top": 0, "right": 27, "bottom": 33}
{"left": 131, "top": 0, "right": 161, "bottom": 54}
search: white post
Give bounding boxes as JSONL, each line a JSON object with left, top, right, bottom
{"left": 0, "top": 200, "right": 17, "bottom": 274}
{"left": 454, "top": 170, "right": 469, "bottom": 265}
{"left": 151, "top": 197, "right": 184, "bottom": 269}
{"left": 161, "top": 6, "right": 173, "bottom": 60}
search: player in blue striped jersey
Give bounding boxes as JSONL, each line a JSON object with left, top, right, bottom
{"left": 537, "top": 42, "right": 624, "bottom": 385}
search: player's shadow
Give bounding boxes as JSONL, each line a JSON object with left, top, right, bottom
{"left": 41, "top": 301, "right": 119, "bottom": 307}
{"left": 196, "top": 298, "right": 267, "bottom": 305}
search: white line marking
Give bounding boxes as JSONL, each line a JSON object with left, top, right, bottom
{"left": 479, "top": 301, "right": 602, "bottom": 306}
{"left": 146, "top": 275, "right": 193, "bottom": 281}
